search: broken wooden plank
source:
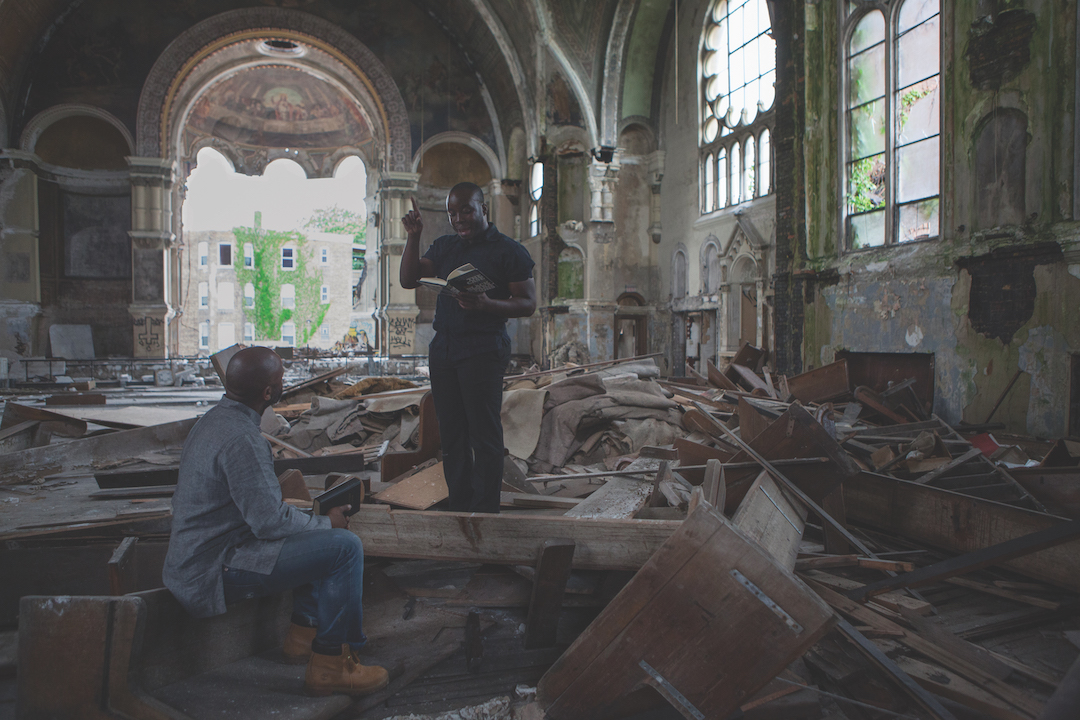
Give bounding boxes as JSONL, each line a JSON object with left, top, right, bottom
{"left": 0, "top": 420, "right": 44, "bottom": 454}
{"left": 705, "top": 358, "right": 740, "bottom": 391}
{"left": 815, "top": 583, "right": 1044, "bottom": 718}
{"left": 2, "top": 402, "right": 87, "bottom": 438}
{"left": 731, "top": 471, "right": 807, "bottom": 571}
{"left": 107, "top": 537, "right": 139, "bottom": 596}
{"left": 844, "top": 471, "right": 1080, "bottom": 593}
{"left": 849, "top": 517, "right": 1080, "bottom": 602}
{"left": 501, "top": 493, "right": 581, "bottom": 510}
{"left": 1, "top": 417, "right": 196, "bottom": 485}
{"left": 524, "top": 539, "right": 576, "bottom": 649}
{"left": 347, "top": 505, "right": 680, "bottom": 570}
{"left": 563, "top": 477, "right": 651, "bottom": 519}
{"left": 833, "top": 617, "right": 959, "bottom": 720}
{"left": 913, "top": 447, "right": 983, "bottom": 485}
{"left": 537, "top": 503, "right": 836, "bottom": 720}
{"left": 372, "top": 461, "right": 448, "bottom": 510}
{"left": 45, "top": 393, "right": 106, "bottom": 406}
{"left": 895, "top": 656, "right": 1030, "bottom": 720}
{"left": 802, "top": 571, "right": 933, "bottom": 616}
{"left": 786, "top": 360, "right": 851, "bottom": 404}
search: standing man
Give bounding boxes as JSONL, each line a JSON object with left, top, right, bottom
{"left": 163, "top": 346, "right": 388, "bottom": 697}
{"left": 400, "top": 183, "right": 536, "bottom": 513}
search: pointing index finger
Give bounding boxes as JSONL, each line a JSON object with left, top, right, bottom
{"left": 410, "top": 197, "right": 420, "bottom": 213}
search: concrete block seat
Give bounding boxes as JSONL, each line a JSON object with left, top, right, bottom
{"left": 17, "top": 588, "right": 351, "bottom": 720}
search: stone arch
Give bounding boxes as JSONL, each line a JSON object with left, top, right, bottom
{"left": 557, "top": 243, "right": 586, "bottom": 300}
{"left": 701, "top": 236, "right": 721, "bottom": 294}
{"left": 672, "top": 247, "right": 688, "bottom": 300}
{"left": 136, "top": 8, "right": 410, "bottom": 171}
{"left": 616, "top": 118, "right": 656, "bottom": 154}
{"left": 20, "top": 104, "right": 134, "bottom": 156}
{"left": 413, "top": 132, "right": 502, "bottom": 180}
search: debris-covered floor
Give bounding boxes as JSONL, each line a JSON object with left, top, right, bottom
{"left": 3, "top": 347, "right": 1080, "bottom": 719}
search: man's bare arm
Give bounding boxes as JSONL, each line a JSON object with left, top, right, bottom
{"left": 399, "top": 197, "right": 436, "bottom": 289}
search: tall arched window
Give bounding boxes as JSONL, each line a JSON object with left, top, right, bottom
{"left": 844, "top": 0, "right": 940, "bottom": 249}
{"left": 700, "top": 0, "right": 775, "bottom": 213}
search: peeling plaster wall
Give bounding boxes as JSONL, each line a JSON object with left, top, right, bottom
{"left": 801, "top": 0, "right": 1080, "bottom": 437}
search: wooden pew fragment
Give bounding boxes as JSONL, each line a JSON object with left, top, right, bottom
{"left": 524, "top": 539, "right": 576, "bottom": 650}
{"left": 107, "top": 537, "right": 139, "bottom": 596}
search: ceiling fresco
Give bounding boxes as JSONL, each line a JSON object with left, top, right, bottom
{"left": 184, "top": 65, "right": 372, "bottom": 151}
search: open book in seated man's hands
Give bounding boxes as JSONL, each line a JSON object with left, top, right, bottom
{"left": 417, "top": 263, "right": 496, "bottom": 297}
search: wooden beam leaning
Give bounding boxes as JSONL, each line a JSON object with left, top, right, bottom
{"left": 690, "top": 401, "right": 874, "bottom": 558}
{"left": 346, "top": 505, "right": 680, "bottom": 570}
{"left": 524, "top": 539, "right": 576, "bottom": 649}
{"left": 848, "top": 517, "right": 1080, "bottom": 602}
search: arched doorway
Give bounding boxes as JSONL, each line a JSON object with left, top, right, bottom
{"left": 130, "top": 9, "right": 409, "bottom": 357}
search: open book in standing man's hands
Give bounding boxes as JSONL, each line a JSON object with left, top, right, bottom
{"left": 417, "top": 263, "right": 497, "bottom": 297}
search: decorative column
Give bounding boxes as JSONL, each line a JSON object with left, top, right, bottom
{"left": 376, "top": 171, "right": 420, "bottom": 356}
{"left": 127, "top": 157, "right": 176, "bottom": 358}
{"left": 588, "top": 156, "right": 619, "bottom": 223}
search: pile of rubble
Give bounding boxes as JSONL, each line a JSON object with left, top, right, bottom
{"left": 4, "top": 346, "right": 1080, "bottom": 720}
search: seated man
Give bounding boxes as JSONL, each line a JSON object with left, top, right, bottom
{"left": 163, "top": 346, "right": 388, "bottom": 697}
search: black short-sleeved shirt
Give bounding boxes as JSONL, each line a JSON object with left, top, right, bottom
{"left": 422, "top": 224, "right": 534, "bottom": 362}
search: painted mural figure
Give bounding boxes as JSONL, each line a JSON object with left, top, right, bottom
{"left": 399, "top": 184, "right": 537, "bottom": 513}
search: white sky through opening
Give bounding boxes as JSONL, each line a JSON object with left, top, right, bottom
{"left": 183, "top": 148, "right": 367, "bottom": 234}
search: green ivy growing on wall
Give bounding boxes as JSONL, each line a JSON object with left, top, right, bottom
{"left": 233, "top": 226, "right": 328, "bottom": 346}
{"left": 305, "top": 206, "right": 367, "bottom": 272}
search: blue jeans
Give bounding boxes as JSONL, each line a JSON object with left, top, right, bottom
{"left": 222, "top": 529, "right": 366, "bottom": 654}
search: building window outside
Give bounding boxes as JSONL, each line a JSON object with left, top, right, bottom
{"left": 320, "top": 285, "right": 329, "bottom": 303}
{"left": 218, "top": 322, "right": 235, "bottom": 350}
{"left": 198, "top": 282, "right": 209, "bottom": 308}
{"left": 320, "top": 324, "right": 330, "bottom": 340}
{"left": 700, "top": 0, "right": 775, "bottom": 213}
{"left": 244, "top": 243, "right": 254, "bottom": 268}
{"left": 529, "top": 161, "right": 543, "bottom": 237}
{"left": 281, "top": 246, "right": 295, "bottom": 270}
{"left": 244, "top": 322, "right": 254, "bottom": 343}
{"left": 198, "top": 242, "right": 208, "bottom": 267}
{"left": 219, "top": 243, "right": 232, "bottom": 266}
{"left": 320, "top": 247, "right": 329, "bottom": 264}
{"left": 844, "top": 0, "right": 940, "bottom": 249}
{"left": 281, "top": 284, "right": 295, "bottom": 309}
{"left": 218, "top": 282, "right": 234, "bottom": 311}
{"left": 199, "top": 320, "right": 210, "bottom": 349}
{"left": 281, "top": 321, "right": 296, "bottom": 346}
{"left": 244, "top": 283, "right": 255, "bottom": 307}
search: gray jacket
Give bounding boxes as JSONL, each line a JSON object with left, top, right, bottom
{"left": 163, "top": 397, "right": 329, "bottom": 618}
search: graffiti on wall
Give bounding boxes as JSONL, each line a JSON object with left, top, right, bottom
{"left": 387, "top": 315, "right": 415, "bottom": 354}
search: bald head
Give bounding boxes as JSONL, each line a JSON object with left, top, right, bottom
{"left": 225, "top": 346, "right": 284, "bottom": 410}
{"left": 446, "top": 182, "right": 489, "bottom": 241}
{"left": 448, "top": 182, "right": 484, "bottom": 204}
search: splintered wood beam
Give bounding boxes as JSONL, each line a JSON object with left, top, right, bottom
{"left": 346, "top": 505, "right": 679, "bottom": 570}
{"left": 834, "top": 618, "right": 959, "bottom": 720}
{"left": 848, "top": 517, "right": 1080, "bottom": 602}
{"left": 691, "top": 401, "right": 874, "bottom": 558}
{"left": 525, "top": 539, "right": 576, "bottom": 649}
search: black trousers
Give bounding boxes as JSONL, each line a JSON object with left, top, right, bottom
{"left": 428, "top": 346, "right": 508, "bottom": 513}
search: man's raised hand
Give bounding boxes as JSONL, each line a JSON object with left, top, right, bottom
{"left": 402, "top": 197, "right": 423, "bottom": 237}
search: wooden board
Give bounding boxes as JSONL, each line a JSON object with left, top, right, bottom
{"left": 536, "top": 504, "right": 835, "bottom": 719}
{"left": 347, "top": 505, "right": 681, "bottom": 570}
{"left": 844, "top": 471, "right": 1080, "bottom": 593}
{"left": 372, "top": 461, "right": 448, "bottom": 510}
{"left": 786, "top": 360, "right": 850, "bottom": 404}
{"left": 0, "top": 418, "right": 196, "bottom": 485}
{"left": 731, "top": 471, "right": 808, "bottom": 571}
{"left": 563, "top": 477, "right": 651, "bottom": 519}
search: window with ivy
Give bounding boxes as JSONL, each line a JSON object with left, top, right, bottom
{"left": 844, "top": 0, "right": 940, "bottom": 249}
{"left": 700, "top": 0, "right": 775, "bottom": 213}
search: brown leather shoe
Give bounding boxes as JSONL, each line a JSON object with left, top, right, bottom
{"left": 304, "top": 644, "right": 389, "bottom": 697}
{"left": 282, "top": 623, "right": 317, "bottom": 664}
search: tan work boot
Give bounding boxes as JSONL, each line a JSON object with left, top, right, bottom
{"left": 304, "top": 644, "right": 389, "bottom": 696}
{"left": 282, "top": 623, "right": 317, "bottom": 664}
